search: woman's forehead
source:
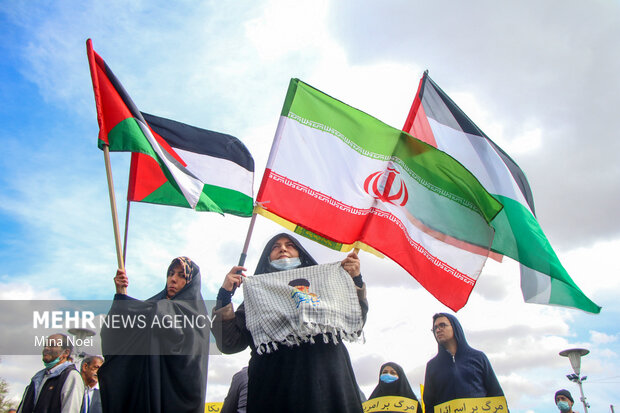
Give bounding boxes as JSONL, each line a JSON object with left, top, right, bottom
{"left": 272, "top": 236, "right": 295, "bottom": 245}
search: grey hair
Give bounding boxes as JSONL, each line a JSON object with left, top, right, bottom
{"left": 83, "top": 355, "right": 104, "bottom": 365}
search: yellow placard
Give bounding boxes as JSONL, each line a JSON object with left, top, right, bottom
{"left": 434, "top": 396, "right": 508, "bottom": 413}
{"left": 204, "top": 402, "right": 223, "bottom": 412}
{"left": 363, "top": 396, "right": 420, "bottom": 412}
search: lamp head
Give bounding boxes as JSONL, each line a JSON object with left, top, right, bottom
{"left": 559, "top": 348, "right": 589, "bottom": 375}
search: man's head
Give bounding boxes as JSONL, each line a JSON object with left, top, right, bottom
{"left": 81, "top": 355, "right": 104, "bottom": 387}
{"left": 432, "top": 314, "right": 455, "bottom": 345}
{"left": 42, "top": 333, "right": 72, "bottom": 369}
{"left": 269, "top": 236, "right": 300, "bottom": 261}
{"left": 555, "top": 389, "right": 574, "bottom": 412}
{"left": 288, "top": 278, "right": 310, "bottom": 293}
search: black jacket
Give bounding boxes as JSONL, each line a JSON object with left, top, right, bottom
{"left": 18, "top": 364, "right": 77, "bottom": 413}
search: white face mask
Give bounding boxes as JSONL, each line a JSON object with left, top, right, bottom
{"left": 270, "top": 257, "right": 301, "bottom": 271}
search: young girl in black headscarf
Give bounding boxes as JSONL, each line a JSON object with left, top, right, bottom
{"left": 213, "top": 233, "right": 368, "bottom": 413}
{"left": 100, "top": 257, "right": 209, "bottom": 413}
{"left": 368, "top": 362, "right": 422, "bottom": 413}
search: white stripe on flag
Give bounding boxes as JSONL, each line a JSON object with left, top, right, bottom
{"left": 520, "top": 264, "right": 552, "bottom": 304}
{"left": 137, "top": 120, "right": 204, "bottom": 208}
{"left": 175, "top": 148, "right": 254, "bottom": 197}
{"left": 270, "top": 116, "right": 378, "bottom": 208}
{"left": 427, "top": 118, "right": 532, "bottom": 212}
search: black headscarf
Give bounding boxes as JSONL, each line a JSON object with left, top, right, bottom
{"left": 254, "top": 233, "right": 318, "bottom": 275}
{"left": 369, "top": 362, "right": 419, "bottom": 400}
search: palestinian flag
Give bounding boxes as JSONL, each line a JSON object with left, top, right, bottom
{"left": 86, "top": 39, "right": 253, "bottom": 216}
{"left": 403, "top": 72, "right": 600, "bottom": 313}
{"left": 257, "top": 78, "right": 503, "bottom": 311}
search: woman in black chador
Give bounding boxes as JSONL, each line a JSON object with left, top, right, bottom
{"left": 99, "top": 257, "right": 209, "bottom": 413}
{"left": 212, "top": 233, "right": 368, "bottom": 413}
{"left": 368, "top": 362, "right": 422, "bottom": 413}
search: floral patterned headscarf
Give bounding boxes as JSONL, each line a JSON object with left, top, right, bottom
{"left": 167, "top": 256, "right": 196, "bottom": 284}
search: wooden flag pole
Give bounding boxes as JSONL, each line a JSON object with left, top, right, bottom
{"left": 103, "top": 145, "right": 125, "bottom": 271}
{"left": 122, "top": 200, "right": 131, "bottom": 265}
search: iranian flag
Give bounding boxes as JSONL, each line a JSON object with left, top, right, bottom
{"left": 256, "top": 78, "right": 503, "bottom": 311}
{"left": 403, "top": 72, "right": 600, "bottom": 313}
{"left": 86, "top": 39, "right": 253, "bottom": 216}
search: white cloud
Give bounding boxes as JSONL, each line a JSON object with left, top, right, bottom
{"left": 0, "top": 284, "right": 64, "bottom": 300}
{"left": 245, "top": 0, "right": 330, "bottom": 61}
{"left": 590, "top": 331, "right": 618, "bottom": 345}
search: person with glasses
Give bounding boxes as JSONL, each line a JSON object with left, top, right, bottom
{"left": 423, "top": 313, "right": 504, "bottom": 411}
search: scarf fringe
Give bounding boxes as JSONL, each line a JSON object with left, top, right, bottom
{"left": 255, "top": 325, "right": 363, "bottom": 355}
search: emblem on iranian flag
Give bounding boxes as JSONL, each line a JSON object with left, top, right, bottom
{"left": 363, "top": 165, "right": 409, "bottom": 206}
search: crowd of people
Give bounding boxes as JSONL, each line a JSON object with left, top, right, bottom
{"left": 11, "top": 233, "right": 575, "bottom": 412}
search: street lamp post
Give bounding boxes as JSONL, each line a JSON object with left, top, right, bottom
{"left": 559, "top": 348, "right": 590, "bottom": 413}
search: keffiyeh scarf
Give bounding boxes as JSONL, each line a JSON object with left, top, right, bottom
{"left": 243, "top": 262, "right": 364, "bottom": 354}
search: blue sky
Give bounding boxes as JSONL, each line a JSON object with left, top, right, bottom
{"left": 1, "top": 1, "right": 619, "bottom": 411}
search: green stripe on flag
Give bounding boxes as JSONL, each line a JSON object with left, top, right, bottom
{"left": 140, "top": 180, "right": 192, "bottom": 208}
{"left": 285, "top": 79, "right": 398, "bottom": 156}
{"left": 491, "top": 195, "right": 600, "bottom": 313}
{"left": 550, "top": 277, "right": 599, "bottom": 313}
{"left": 99, "top": 118, "right": 154, "bottom": 155}
{"left": 141, "top": 181, "right": 253, "bottom": 215}
{"left": 293, "top": 226, "right": 344, "bottom": 250}
{"left": 198, "top": 184, "right": 253, "bottom": 216}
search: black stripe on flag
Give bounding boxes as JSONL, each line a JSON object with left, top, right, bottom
{"left": 422, "top": 75, "right": 536, "bottom": 215}
{"left": 100, "top": 59, "right": 147, "bottom": 125}
{"left": 142, "top": 112, "right": 255, "bottom": 172}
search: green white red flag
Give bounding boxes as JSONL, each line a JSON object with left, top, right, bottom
{"left": 86, "top": 39, "right": 254, "bottom": 216}
{"left": 403, "top": 72, "right": 600, "bottom": 313}
{"left": 256, "top": 78, "right": 503, "bottom": 311}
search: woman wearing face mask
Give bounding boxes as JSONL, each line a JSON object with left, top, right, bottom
{"left": 368, "top": 362, "right": 422, "bottom": 413}
{"left": 213, "top": 233, "right": 368, "bottom": 413}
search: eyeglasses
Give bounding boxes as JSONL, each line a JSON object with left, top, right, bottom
{"left": 431, "top": 322, "right": 450, "bottom": 333}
